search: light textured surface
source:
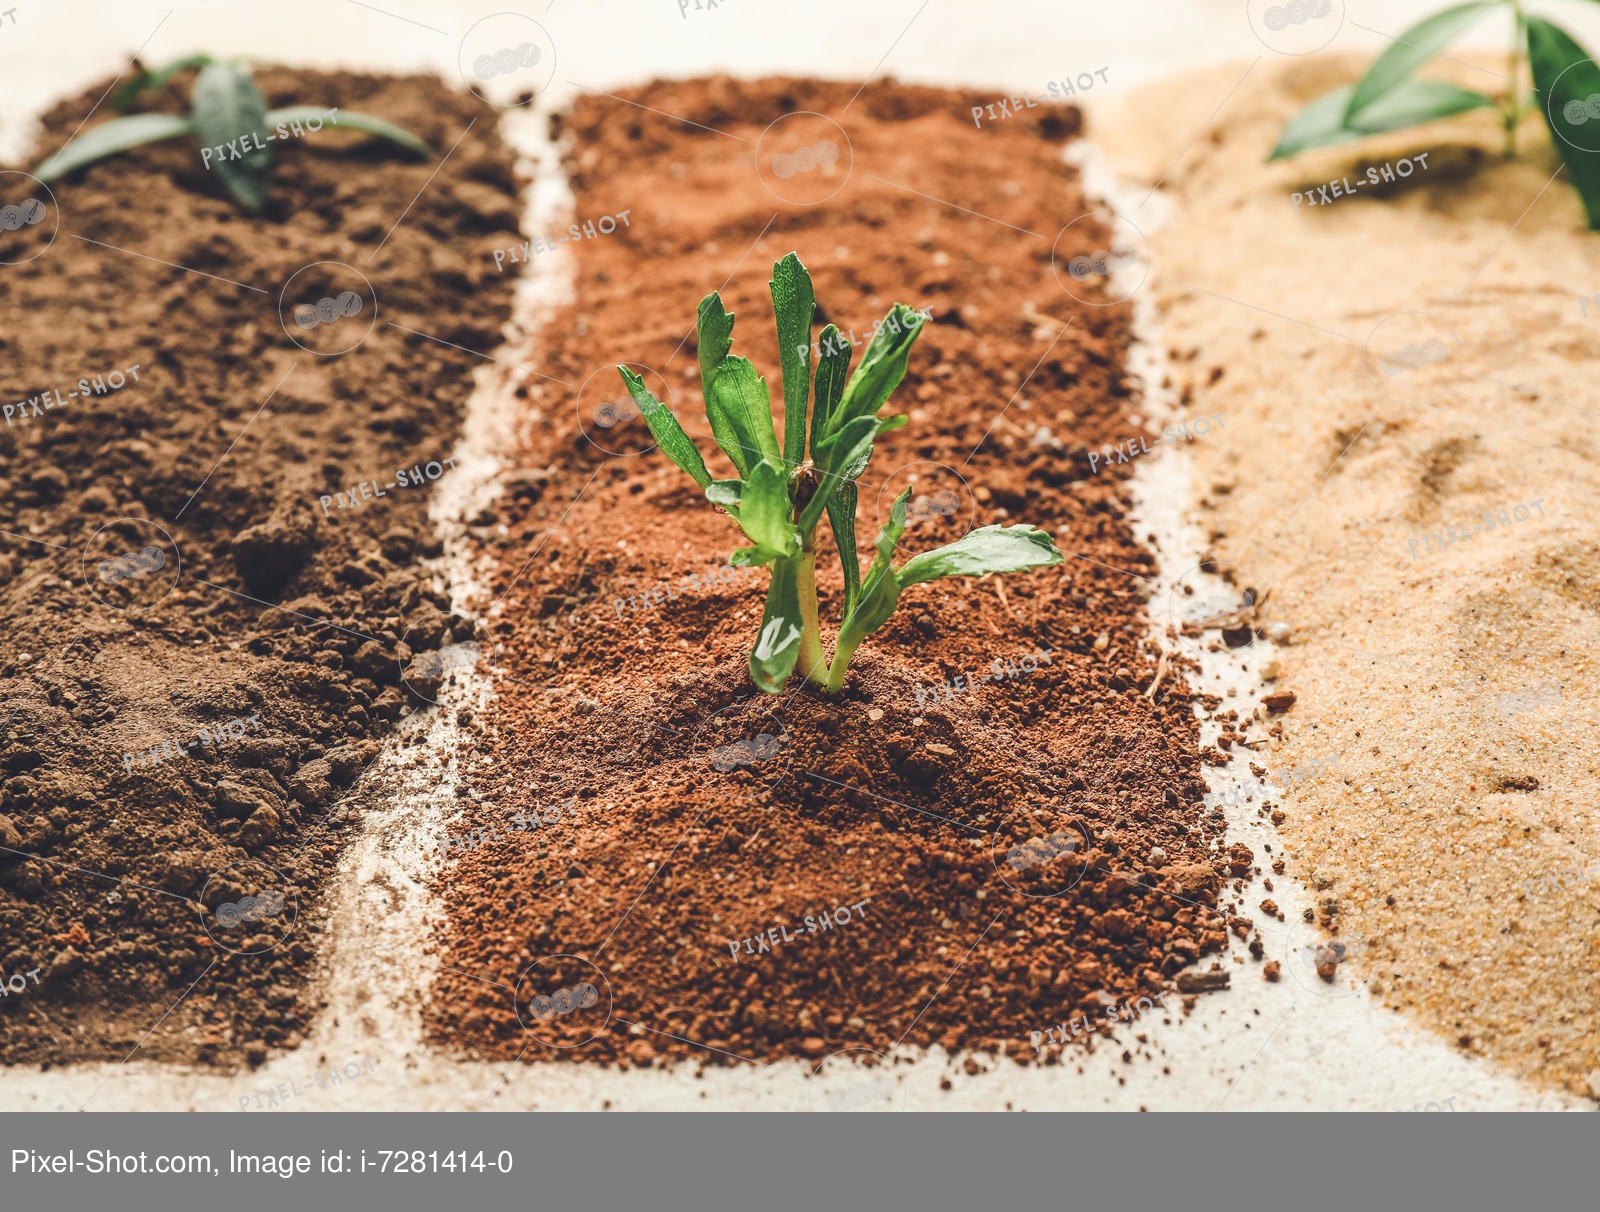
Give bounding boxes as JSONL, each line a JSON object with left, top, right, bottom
{"left": 2, "top": 0, "right": 1594, "bottom": 1110}
{"left": 1099, "top": 51, "right": 1600, "bottom": 1097}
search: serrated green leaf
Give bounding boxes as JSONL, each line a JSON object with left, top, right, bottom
{"left": 265, "top": 106, "right": 433, "bottom": 158}
{"left": 1270, "top": 80, "right": 1496, "bottom": 160}
{"left": 1528, "top": 16, "right": 1600, "bottom": 229}
{"left": 705, "top": 356, "right": 780, "bottom": 478}
{"left": 619, "top": 366, "right": 712, "bottom": 489}
{"left": 770, "top": 253, "right": 816, "bottom": 469}
{"left": 750, "top": 557, "right": 805, "bottom": 694}
{"left": 696, "top": 292, "right": 735, "bottom": 409}
{"left": 830, "top": 305, "right": 926, "bottom": 440}
{"left": 737, "top": 458, "right": 801, "bottom": 559}
{"left": 809, "top": 323, "right": 853, "bottom": 455}
{"left": 1345, "top": 2, "right": 1499, "bottom": 123}
{"left": 34, "top": 113, "right": 196, "bottom": 181}
{"left": 827, "top": 481, "right": 861, "bottom": 620}
{"left": 896, "top": 524, "right": 1063, "bottom": 588}
{"left": 111, "top": 53, "right": 214, "bottom": 114}
{"left": 192, "top": 60, "right": 273, "bottom": 210}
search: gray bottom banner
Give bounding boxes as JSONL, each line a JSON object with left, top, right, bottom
{"left": 0, "top": 1112, "right": 1591, "bottom": 1211}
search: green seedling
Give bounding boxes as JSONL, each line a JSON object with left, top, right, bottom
{"left": 33, "top": 55, "right": 432, "bottom": 211}
{"left": 618, "top": 252, "right": 1064, "bottom": 696}
{"left": 1271, "top": 1, "right": 1600, "bottom": 228}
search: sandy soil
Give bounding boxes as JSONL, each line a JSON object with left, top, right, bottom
{"left": 1100, "top": 52, "right": 1600, "bottom": 1097}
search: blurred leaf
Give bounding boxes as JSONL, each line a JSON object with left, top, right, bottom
{"left": 34, "top": 113, "right": 195, "bottom": 180}
{"left": 111, "top": 53, "right": 214, "bottom": 113}
{"left": 1346, "top": 2, "right": 1499, "bottom": 122}
{"left": 1527, "top": 16, "right": 1600, "bottom": 228}
{"left": 1271, "top": 80, "right": 1496, "bottom": 160}
{"left": 191, "top": 60, "right": 272, "bottom": 210}
{"left": 265, "top": 106, "right": 433, "bottom": 158}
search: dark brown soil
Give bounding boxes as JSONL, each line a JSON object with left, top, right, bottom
{"left": 424, "top": 77, "right": 1239, "bottom": 1071}
{"left": 0, "top": 67, "right": 522, "bottom": 1066}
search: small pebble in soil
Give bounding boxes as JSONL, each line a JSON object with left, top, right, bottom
{"left": 1266, "top": 622, "right": 1292, "bottom": 644}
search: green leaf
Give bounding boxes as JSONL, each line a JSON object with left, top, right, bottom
{"left": 827, "top": 481, "right": 861, "bottom": 620}
{"left": 896, "top": 524, "right": 1064, "bottom": 588}
{"left": 1270, "top": 80, "right": 1496, "bottom": 160}
{"left": 264, "top": 107, "right": 433, "bottom": 158}
{"left": 1528, "top": 16, "right": 1600, "bottom": 229}
{"left": 750, "top": 556, "right": 805, "bottom": 694}
{"left": 798, "top": 415, "right": 877, "bottom": 534}
{"left": 696, "top": 292, "right": 736, "bottom": 409}
{"left": 841, "top": 414, "right": 906, "bottom": 483}
{"left": 809, "top": 323, "right": 853, "bottom": 455}
{"left": 191, "top": 60, "right": 273, "bottom": 210}
{"left": 111, "top": 53, "right": 214, "bottom": 113}
{"left": 1351, "top": 78, "right": 1498, "bottom": 136}
{"left": 1345, "top": 2, "right": 1499, "bottom": 123}
{"left": 737, "top": 458, "right": 801, "bottom": 559}
{"left": 830, "top": 489, "right": 912, "bottom": 682}
{"left": 730, "top": 546, "right": 778, "bottom": 568}
{"left": 619, "top": 366, "right": 712, "bottom": 489}
{"left": 770, "top": 253, "right": 816, "bottom": 469}
{"left": 705, "top": 479, "right": 743, "bottom": 511}
{"left": 705, "top": 357, "right": 780, "bottom": 478}
{"left": 34, "top": 113, "right": 196, "bottom": 181}
{"left": 830, "top": 305, "right": 927, "bottom": 439}
{"left": 1271, "top": 87, "right": 1361, "bottom": 160}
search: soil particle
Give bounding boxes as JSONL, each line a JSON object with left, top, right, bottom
{"left": 1176, "top": 970, "right": 1231, "bottom": 994}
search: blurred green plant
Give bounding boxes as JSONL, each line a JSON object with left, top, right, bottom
{"left": 1271, "top": 1, "right": 1600, "bottom": 227}
{"left": 34, "top": 55, "right": 431, "bottom": 211}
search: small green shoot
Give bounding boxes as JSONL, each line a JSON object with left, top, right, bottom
{"left": 1270, "top": 1, "right": 1600, "bottom": 228}
{"left": 34, "top": 55, "right": 433, "bottom": 212}
{"left": 619, "top": 252, "right": 1064, "bottom": 695}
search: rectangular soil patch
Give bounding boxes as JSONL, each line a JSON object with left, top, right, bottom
{"left": 424, "top": 77, "right": 1236, "bottom": 1072}
{"left": 0, "top": 66, "right": 522, "bottom": 1068}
